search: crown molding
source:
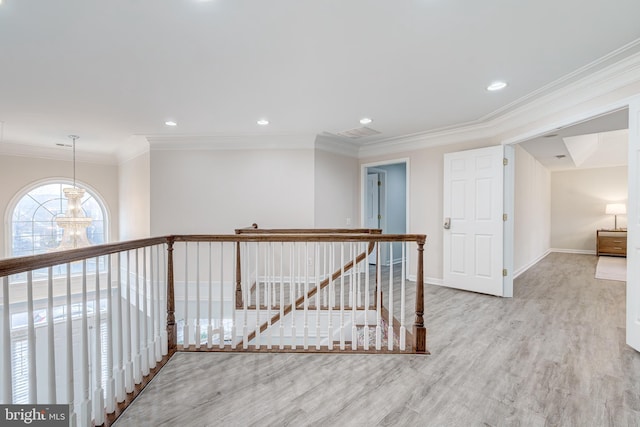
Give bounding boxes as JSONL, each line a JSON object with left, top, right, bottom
{"left": 314, "top": 134, "right": 359, "bottom": 158}
{"left": 480, "top": 37, "right": 640, "bottom": 122}
{"left": 358, "top": 48, "right": 640, "bottom": 158}
{"left": 147, "top": 133, "right": 317, "bottom": 151}
{"left": 116, "top": 135, "right": 151, "bottom": 165}
{"left": 0, "top": 141, "right": 118, "bottom": 165}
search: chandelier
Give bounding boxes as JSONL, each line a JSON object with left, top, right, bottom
{"left": 55, "top": 135, "right": 92, "bottom": 250}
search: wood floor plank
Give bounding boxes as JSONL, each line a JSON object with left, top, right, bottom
{"left": 114, "top": 253, "right": 640, "bottom": 427}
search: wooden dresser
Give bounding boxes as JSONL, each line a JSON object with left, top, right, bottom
{"left": 596, "top": 229, "right": 627, "bottom": 257}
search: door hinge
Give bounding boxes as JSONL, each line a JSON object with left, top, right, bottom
{"left": 503, "top": 158, "right": 508, "bottom": 166}
{"left": 503, "top": 213, "right": 508, "bottom": 221}
{"left": 378, "top": 214, "right": 382, "bottom": 220}
{"left": 502, "top": 269, "right": 508, "bottom": 277}
{"left": 378, "top": 181, "right": 382, "bottom": 186}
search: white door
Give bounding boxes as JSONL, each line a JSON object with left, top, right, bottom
{"left": 627, "top": 97, "right": 640, "bottom": 352}
{"left": 443, "top": 145, "right": 505, "bottom": 296}
{"left": 366, "top": 173, "right": 380, "bottom": 263}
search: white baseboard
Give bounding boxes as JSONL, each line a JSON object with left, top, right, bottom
{"left": 513, "top": 249, "right": 552, "bottom": 279}
{"left": 513, "top": 248, "right": 596, "bottom": 279}
{"left": 550, "top": 248, "right": 596, "bottom": 255}
{"left": 407, "top": 274, "right": 443, "bottom": 286}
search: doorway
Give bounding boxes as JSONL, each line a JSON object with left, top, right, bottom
{"left": 361, "top": 160, "right": 409, "bottom": 266}
{"left": 502, "top": 99, "right": 640, "bottom": 352}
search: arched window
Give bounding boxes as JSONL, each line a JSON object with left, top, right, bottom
{"left": 9, "top": 180, "right": 108, "bottom": 257}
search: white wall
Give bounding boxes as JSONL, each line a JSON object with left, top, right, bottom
{"left": 550, "top": 166, "right": 628, "bottom": 252}
{"left": 0, "top": 154, "right": 119, "bottom": 259}
{"left": 150, "top": 148, "right": 315, "bottom": 235}
{"left": 314, "top": 148, "right": 359, "bottom": 228}
{"left": 119, "top": 151, "right": 151, "bottom": 240}
{"left": 513, "top": 145, "right": 551, "bottom": 276}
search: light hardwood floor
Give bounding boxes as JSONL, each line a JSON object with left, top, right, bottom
{"left": 115, "top": 253, "right": 640, "bottom": 426}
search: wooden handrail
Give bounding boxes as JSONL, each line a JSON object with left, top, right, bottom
{"left": 0, "top": 236, "right": 168, "bottom": 277}
{"left": 235, "top": 228, "right": 382, "bottom": 234}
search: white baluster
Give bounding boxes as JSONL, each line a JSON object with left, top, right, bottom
{"left": 357, "top": 242, "right": 362, "bottom": 308}
{"left": 183, "top": 242, "right": 189, "bottom": 348}
{"left": 208, "top": 242, "right": 213, "bottom": 349}
{"left": 364, "top": 243, "right": 370, "bottom": 351}
{"left": 348, "top": 244, "right": 354, "bottom": 308}
{"left": 388, "top": 244, "right": 394, "bottom": 351}
{"left": 46, "top": 267, "right": 56, "bottom": 403}
{"left": 1, "top": 276, "right": 10, "bottom": 404}
{"left": 279, "top": 242, "right": 285, "bottom": 349}
{"left": 115, "top": 254, "right": 125, "bottom": 402}
{"left": 195, "top": 243, "right": 201, "bottom": 350}
{"left": 154, "top": 245, "right": 162, "bottom": 362}
{"left": 327, "top": 244, "right": 334, "bottom": 351}
{"left": 255, "top": 243, "right": 260, "bottom": 349}
{"left": 231, "top": 241, "right": 237, "bottom": 350}
{"left": 267, "top": 242, "right": 272, "bottom": 350}
{"left": 376, "top": 243, "right": 382, "bottom": 351}
{"left": 133, "top": 250, "right": 142, "bottom": 384}
{"left": 400, "top": 242, "right": 406, "bottom": 351}
{"left": 219, "top": 242, "right": 225, "bottom": 349}
{"left": 106, "top": 255, "right": 115, "bottom": 413}
{"left": 141, "top": 249, "right": 149, "bottom": 375}
{"left": 65, "top": 265, "right": 77, "bottom": 425}
{"left": 340, "top": 243, "right": 345, "bottom": 350}
{"left": 315, "top": 243, "right": 321, "bottom": 350}
{"left": 148, "top": 248, "right": 156, "bottom": 369}
{"left": 80, "top": 261, "right": 91, "bottom": 426}
{"left": 26, "top": 271, "right": 37, "bottom": 403}
{"left": 351, "top": 244, "right": 357, "bottom": 351}
{"left": 323, "top": 243, "right": 328, "bottom": 308}
{"left": 93, "top": 257, "right": 105, "bottom": 426}
{"left": 124, "top": 252, "right": 133, "bottom": 393}
{"left": 160, "top": 244, "right": 168, "bottom": 356}
{"left": 290, "top": 243, "right": 296, "bottom": 350}
{"left": 303, "top": 242, "right": 309, "bottom": 350}
{"left": 242, "top": 243, "right": 248, "bottom": 349}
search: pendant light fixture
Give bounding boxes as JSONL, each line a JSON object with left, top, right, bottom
{"left": 55, "top": 135, "right": 92, "bottom": 250}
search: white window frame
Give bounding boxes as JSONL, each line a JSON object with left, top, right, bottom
{"left": 4, "top": 178, "right": 110, "bottom": 258}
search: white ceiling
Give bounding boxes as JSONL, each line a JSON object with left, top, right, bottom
{"left": 1, "top": 1, "right": 640, "bottom": 162}
{"left": 518, "top": 109, "right": 629, "bottom": 171}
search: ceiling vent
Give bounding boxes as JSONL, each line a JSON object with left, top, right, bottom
{"left": 336, "top": 126, "right": 381, "bottom": 139}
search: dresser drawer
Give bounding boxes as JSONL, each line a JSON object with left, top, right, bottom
{"left": 597, "top": 231, "right": 627, "bottom": 257}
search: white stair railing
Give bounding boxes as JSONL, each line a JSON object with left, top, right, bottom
{"left": 0, "top": 238, "right": 169, "bottom": 427}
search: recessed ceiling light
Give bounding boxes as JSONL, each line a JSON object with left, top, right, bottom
{"left": 487, "top": 81, "right": 507, "bottom": 91}
{"left": 360, "top": 117, "right": 373, "bottom": 125}
{"left": 257, "top": 119, "right": 269, "bottom": 126}
{"left": 165, "top": 121, "right": 177, "bottom": 126}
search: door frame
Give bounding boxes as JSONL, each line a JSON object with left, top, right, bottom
{"left": 366, "top": 168, "right": 387, "bottom": 232}
{"left": 361, "top": 158, "right": 410, "bottom": 267}
{"left": 501, "top": 96, "right": 638, "bottom": 349}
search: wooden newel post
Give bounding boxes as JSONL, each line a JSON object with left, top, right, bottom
{"left": 166, "top": 238, "right": 177, "bottom": 354}
{"left": 413, "top": 238, "right": 427, "bottom": 354}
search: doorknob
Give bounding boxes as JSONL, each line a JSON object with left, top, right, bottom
{"left": 443, "top": 217, "right": 451, "bottom": 229}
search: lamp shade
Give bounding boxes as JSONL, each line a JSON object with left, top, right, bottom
{"left": 605, "top": 203, "right": 626, "bottom": 215}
